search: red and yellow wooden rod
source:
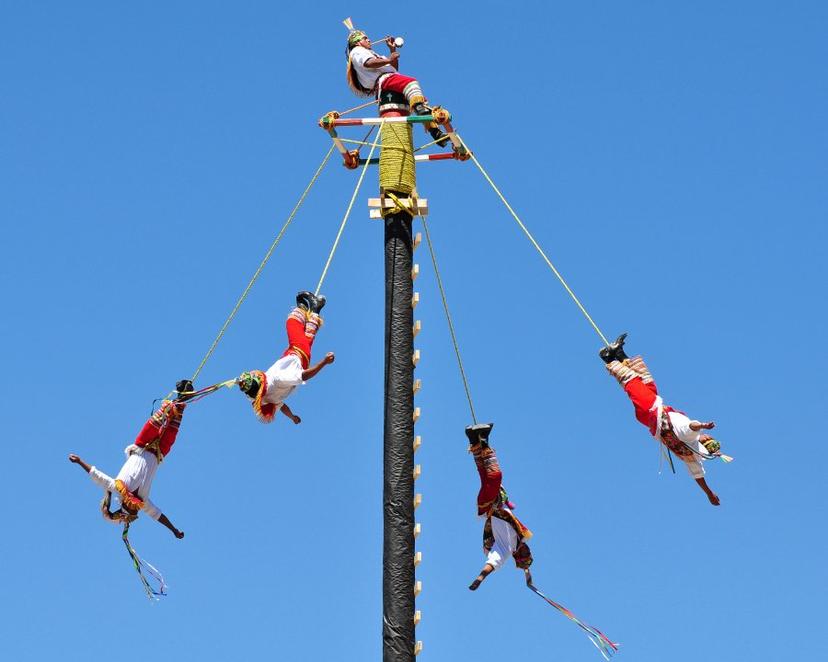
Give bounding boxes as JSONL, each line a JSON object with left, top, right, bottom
{"left": 320, "top": 114, "right": 449, "bottom": 129}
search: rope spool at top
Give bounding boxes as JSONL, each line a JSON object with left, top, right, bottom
{"left": 379, "top": 122, "right": 416, "bottom": 194}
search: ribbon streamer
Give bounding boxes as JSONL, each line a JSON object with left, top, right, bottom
{"left": 527, "top": 582, "right": 619, "bottom": 659}
{"left": 122, "top": 523, "right": 167, "bottom": 601}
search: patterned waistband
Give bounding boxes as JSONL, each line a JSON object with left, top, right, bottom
{"left": 288, "top": 345, "right": 309, "bottom": 363}
{"left": 114, "top": 479, "right": 145, "bottom": 511}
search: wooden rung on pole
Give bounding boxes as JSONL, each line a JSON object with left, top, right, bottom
{"left": 368, "top": 197, "right": 429, "bottom": 211}
{"left": 414, "top": 522, "right": 422, "bottom": 538}
{"left": 414, "top": 610, "right": 422, "bottom": 625}
{"left": 413, "top": 407, "right": 421, "bottom": 423}
{"left": 413, "top": 378, "right": 422, "bottom": 394}
{"left": 414, "top": 641, "right": 423, "bottom": 656}
{"left": 412, "top": 264, "right": 420, "bottom": 280}
{"left": 411, "top": 292, "right": 420, "bottom": 308}
{"left": 414, "top": 232, "right": 422, "bottom": 249}
{"left": 413, "top": 320, "right": 422, "bottom": 337}
{"left": 414, "top": 581, "right": 422, "bottom": 597}
{"left": 413, "top": 464, "right": 421, "bottom": 480}
{"left": 413, "top": 435, "right": 422, "bottom": 452}
{"left": 368, "top": 197, "right": 429, "bottom": 220}
{"left": 414, "top": 551, "right": 422, "bottom": 566}
{"left": 413, "top": 493, "right": 422, "bottom": 509}
{"left": 412, "top": 349, "right": 421, "bottom": 366}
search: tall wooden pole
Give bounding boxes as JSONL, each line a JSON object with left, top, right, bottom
{"left": 379, "top": 112, "right": 417, "bottom": 661}
{"left": 383, "top": 208, "right": 416, "bottom": 661}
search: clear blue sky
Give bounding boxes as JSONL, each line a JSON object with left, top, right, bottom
{"left": 2, "top": 1, "right": 826, "bottom": 660}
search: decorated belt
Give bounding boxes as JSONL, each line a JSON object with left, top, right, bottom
{"left": 288, "top": 345, "right": 309, "bottom": 364}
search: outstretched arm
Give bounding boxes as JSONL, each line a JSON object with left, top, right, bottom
{"left": 468, "top": 563, "right": 494, "bottom": 591}
{"left": 280, "top": 402, "right": 301, "bottom": 425}
{"left": 695, "top": 477, "right": 720, "bottom": 506}
{"left": 68, "top": 454, "right": 92, "bottom": 473}
{"left": 301, "top": 352, "right": 335, "bottom": 381}
{"left": 690, "top": 420, "right": 716, "bottom": 431}
{"left": 157, "top": 513, "right": 185, "bottom": 539}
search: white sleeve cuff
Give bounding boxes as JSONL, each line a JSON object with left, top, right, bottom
{"left": 143, "top": 500, "right": 162, "bottom": 521}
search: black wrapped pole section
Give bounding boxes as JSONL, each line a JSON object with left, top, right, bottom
{"left": 383, "top": 210, "right": 416, "bottom": 662}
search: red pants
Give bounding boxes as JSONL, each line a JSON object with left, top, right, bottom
{"left": 623, "top": 376, "right": 673, "bottom": 435}
{"left": 378, "top": 73, "right": 419, "bottom": 95}
{"left": 281, "top": 309, "right": 320, "bottom": 369}
{"left": 473, "top": 447, "right": 503, "bottom": 516}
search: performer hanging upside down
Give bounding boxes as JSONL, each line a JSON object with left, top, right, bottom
{"left": 238, "top": 291, "right": 335, "bottom": 424}
{"left": 68, "top": 380, "right": 193, "bottom": 536}
{"left": 465, "top": 423, "right": 534, "bottom": 591}
{"left": 345, "top": 29, "right": 449, "bottom": 147}
{"left": 600, "top": 333, "right": 723, "bottom": 506}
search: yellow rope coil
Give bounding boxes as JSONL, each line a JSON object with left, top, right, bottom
{"left": 379, "top": 122, "right": 416, "bottom": 194}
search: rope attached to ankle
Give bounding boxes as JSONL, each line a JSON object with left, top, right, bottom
{"left": 420, "top": 215, "right": 477, "bottom": 423}
{"left": 456, "top": 134, "right": 610, "bottom": 347}
{"left": 191, "top": 145, "right": 335, "bottom": 382}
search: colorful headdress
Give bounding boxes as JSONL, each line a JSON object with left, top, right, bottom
{"left": 238, "top": 371, "right": 261, "bottom": 397}
{"left": 101, "top": 490, "right": 139, "bottom": 525}
{"left": 238, "top": 370, "right": 276, "bottom": 423}
{"left": 348, "top": 30, "right": 367, "bottom": 47}
{"left": 343, "top": 18, "right": 374, "bottom": 97}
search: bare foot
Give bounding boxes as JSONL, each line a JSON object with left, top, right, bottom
{"left": 707, "top": 492, "right": 720, "bottom": 506}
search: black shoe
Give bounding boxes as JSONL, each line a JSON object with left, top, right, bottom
{"left": 313, "top": 294, "right": 326, "bottom": 314}
{"left": 175, "top": 379, "right": 194, "bottom": 401}
{"left": 296, "top": 290, "right": 314, "bottom": 312}
{"left": 599, "top": 333, "right": 629, "bottom": 363}
{"left": 429, "top": 126, "right": 450, "bottom": 148}
{"left": 465, "top": 423, "right": 494, "bottom": 447}
{"left": 611, "top": 333, "right": 629, "bottom": 361}
{"left": 412, "top": 102, "right": 430, "bottom": 116}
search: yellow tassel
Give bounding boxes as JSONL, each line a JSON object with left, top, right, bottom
{"left": 720, "top": 454, "right": 734, "bottom": 463}
{"left": 342, "top": 17, "right": 353, "bottom": 30}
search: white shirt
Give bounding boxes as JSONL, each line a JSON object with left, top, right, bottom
{"left": 89, "top": 451, "right": 162, "bottom": 520}
{"left": 481, "top": 510, "right": 520, "bottom": 571}
{"left": 349, "top": 46, "right": 395, "bottom": 91}
{"left": 263, "top": 354, "right": 305, "bottom": 410}
{"left": 666, "top": 411, "right": 707, "bottom": 479}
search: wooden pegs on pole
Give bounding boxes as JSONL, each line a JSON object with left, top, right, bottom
{"left": 411, "top": 264, "right": 420, "bottom": 280}
{"left": 414, "top": 641, "right": 423, "bottom": 656}
{"left": 414, "top": 522, "right": 422, "bottom": 538}
{"left": 414, "top": 551, "right": 422, "bottom": 566}
{"left": 412, "top": 349, "right": 421, "bottom": 366}
{"left": 411, "top": 292, "right": 420, "bottom": 308}
{"left": 413, "top": 407, "right": 421, "bottom": 422}
{"left": 413, "top": 435, "right": 422, "bottom": 452}
{"left": 413, "top": 378, "right": 422, "bottom": 393}
{"left": 414, "top": 232, "right": 422, "bottom": 249}
{"left": 413, "top": 464, "right": 421, "bottom": 480}
{"left": 413, "top": 320, "right": 422, "bottom": 337}
{"left": 414, "top": 580, "right": 422, "bottom": 597}
{"left": 413, "top": 493, "right": 422, "bottom": 508}
{"left": 414, "top": 610, "right": 422, "bottom": 625}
